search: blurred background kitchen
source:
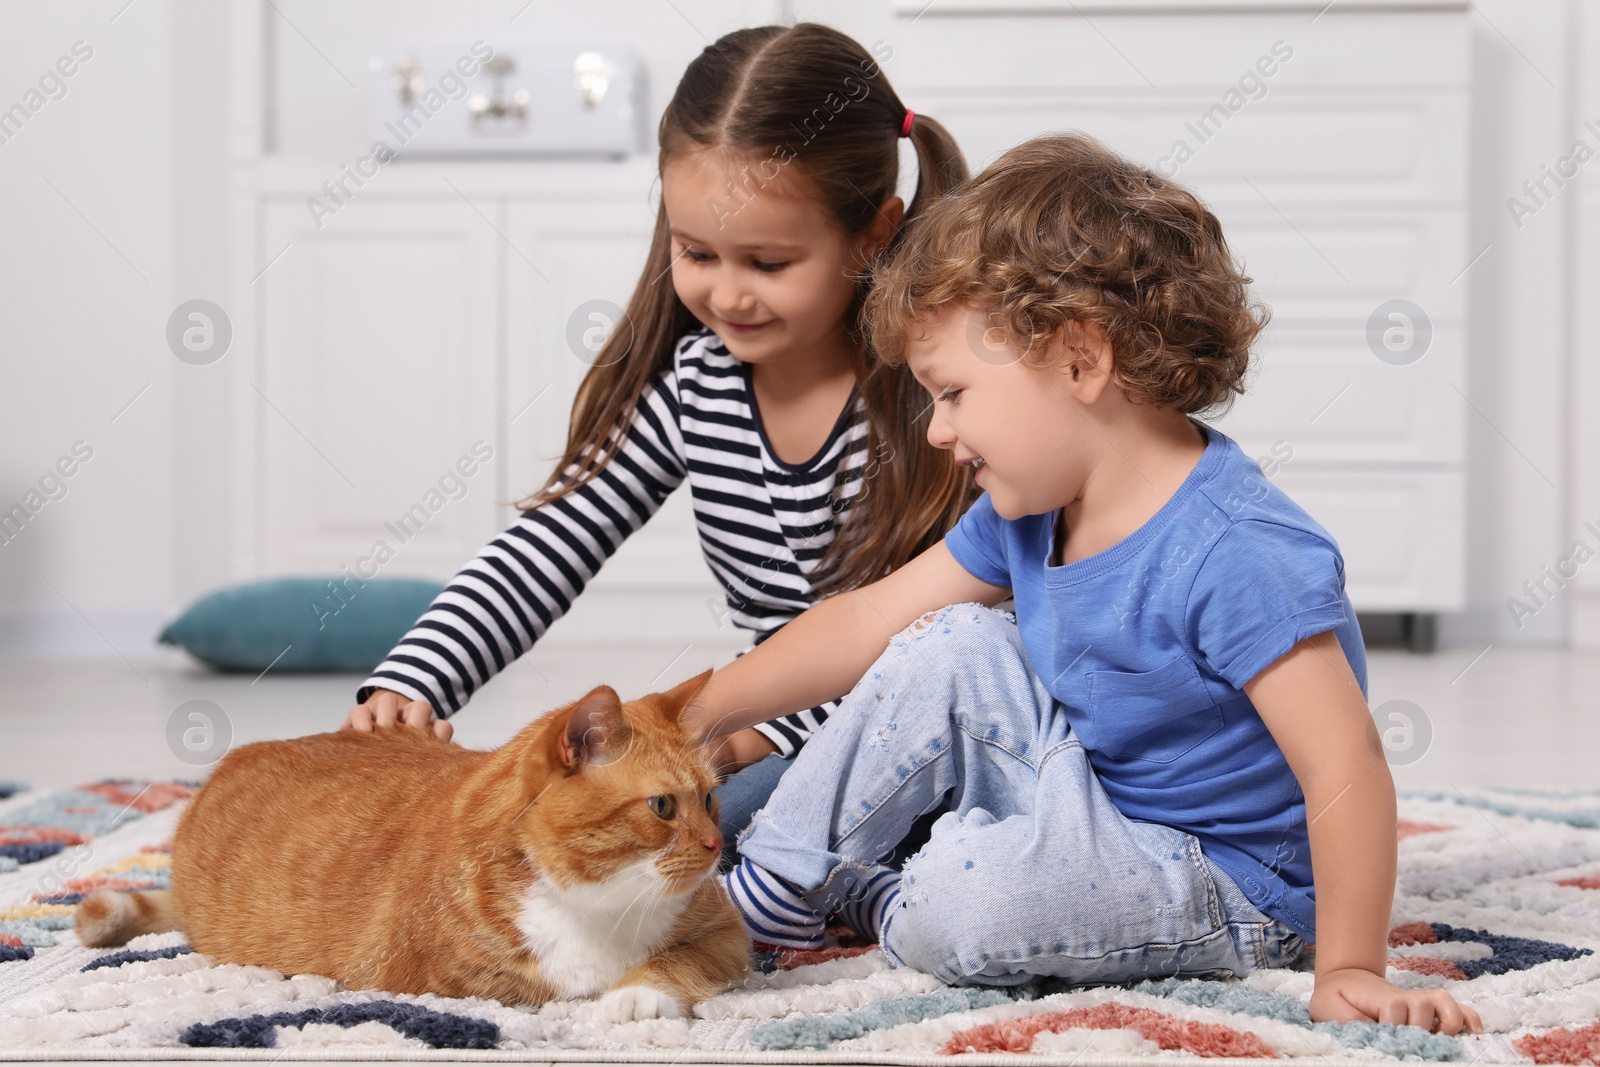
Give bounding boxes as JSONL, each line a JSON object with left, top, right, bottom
{"left": 1, "top": 0, "right": 1595, "bottom": 787}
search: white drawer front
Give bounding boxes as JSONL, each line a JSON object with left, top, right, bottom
{"left": 920, "top": 93, "right": 1466, "bottom": 206}
{"left": 1212, "top": 210, "right": 1467, "bottom": 326}
{"left": 892, "top": 9, "right": 1467, "bottom": 92}
{"left": 1206, "top": 325, "right": 1466, "bottom": 464}
{"left": 1266, "top": 469, "right": 1465, "bottom": 612}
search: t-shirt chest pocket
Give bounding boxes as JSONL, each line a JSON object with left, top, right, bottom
{"left": 1084, "top": 654, "right": 1224, "bottom": 764}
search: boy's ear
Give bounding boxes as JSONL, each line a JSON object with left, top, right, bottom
{"left": 1058, "top": 321, "right": 1115, "bottom": 402}
{"left": 657, "top": 669, "right": 715, "bottom": 724}
{"left": 554, "top": 685, "right": 631, "bottom": 770}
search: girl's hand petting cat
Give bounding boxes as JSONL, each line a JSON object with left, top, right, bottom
{"left": 342, "top": 688, "right": 454, "bottom": 744}
{"left": 1310, "top": 967, "right": 1482, "bottom": 1034}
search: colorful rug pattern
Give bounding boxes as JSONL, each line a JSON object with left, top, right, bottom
{"left": 1, "top": 781, "right": 1599, "bottom": 1062}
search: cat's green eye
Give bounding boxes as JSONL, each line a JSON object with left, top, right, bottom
{"left": 648, "top": 795, "right": 676, "bottom": 819}
{"left": 704, "top": 794, "right": 713, "bottom": 813}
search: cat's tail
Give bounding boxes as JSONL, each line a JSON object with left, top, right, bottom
{"left": 74, "top": 889, "right": 182, "bottom": 947}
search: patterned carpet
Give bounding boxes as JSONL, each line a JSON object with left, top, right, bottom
{"left": 1, "top": 778, "right": 1599, "bottom": 1063}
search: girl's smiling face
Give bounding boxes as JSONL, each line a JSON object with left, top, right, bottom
{"left": 661, "top": 148, "right": 899, "bottom": 366}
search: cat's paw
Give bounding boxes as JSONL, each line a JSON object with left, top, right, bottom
{"left": 595, "top": 983, "right": 684, "bottom": 1024}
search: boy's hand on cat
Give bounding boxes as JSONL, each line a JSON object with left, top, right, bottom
{"left": 702, "top": 727, "right": 778, "bottom": 777}
{"left": 1310, "top": 967, "right": 1482, "bottom": 1034}
{"left": 343, "top": 688, "right": 453, "bottom": 744}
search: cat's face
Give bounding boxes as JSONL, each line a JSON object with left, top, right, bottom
{"left": 519, "top": 671, "right": 725, "bottom": 897}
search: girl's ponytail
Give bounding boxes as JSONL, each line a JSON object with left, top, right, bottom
{"left": 815, "top": 104, "right": 975, "bottom": 598}
{"left": 898, "top": 112, "right": 968, "bottom": 241}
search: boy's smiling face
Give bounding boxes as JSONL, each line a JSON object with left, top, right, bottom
{"left": 904, "top": 303, "right": 1108, "bottom": 521}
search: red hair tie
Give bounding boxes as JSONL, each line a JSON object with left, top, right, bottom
{"left": 900, "top": 109, "right": 915, "bottom": 137}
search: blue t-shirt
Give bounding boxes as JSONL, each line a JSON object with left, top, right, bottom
{"left": 944, "top": 421, "right": 1366, "bottom": 942}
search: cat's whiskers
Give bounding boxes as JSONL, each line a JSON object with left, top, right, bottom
{"left": 601, "top": 861, "right": 676, "bottom": 946}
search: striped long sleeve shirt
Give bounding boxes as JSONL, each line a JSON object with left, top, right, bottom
{"left": 356, "top": 328, "right": 870, "bottom": 758}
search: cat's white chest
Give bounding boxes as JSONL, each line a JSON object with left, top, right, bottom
{"left": 515, "top": 858, "right": 692, "bottom": 998}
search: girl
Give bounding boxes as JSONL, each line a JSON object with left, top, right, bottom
{"left": 683, "top": 133, "right": 1482, "bottom": 1034}
{"left": 341, "top": 24, "right": 974, "bottom": 850}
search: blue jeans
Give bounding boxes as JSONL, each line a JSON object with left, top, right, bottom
{"left": 734, "top": 602, "right": 1309, "bottom": 986}
{"left": 716, "top": 752, "right": 787, "bottom": 864}
{"left": 715, "top": 752, "right": 945, "bottom": 874}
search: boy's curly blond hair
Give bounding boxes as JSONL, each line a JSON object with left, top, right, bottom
{"left": 865, "top": 132, "right": 1268, "bottom": 416}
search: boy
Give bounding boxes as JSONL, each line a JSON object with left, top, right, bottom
{"left": 684, "top": 132, "right": 1480, "bottom": 1034}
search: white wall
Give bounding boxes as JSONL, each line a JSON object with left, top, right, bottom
{"left": 0, "top": 0, "right": 1590, "bottom": 656}
{"left": 168, "top": 0, "right": 235, "bottom": 648}
{"left": 0, "top": 0, "right": 173, "bottom": 654}
{"left": 1451, "top": 0, "right": 1578, "bottom": 646}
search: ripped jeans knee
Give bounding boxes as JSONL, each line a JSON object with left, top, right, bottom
{"left": 890, "top": 602, "right": 1017, "bottom": 650}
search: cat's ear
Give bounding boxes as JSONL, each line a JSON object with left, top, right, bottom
{"left": 657, "top": 669, "right": 714, "bottom": 723}
{"left": 556, "top": 685, "right": 630, "bottom": 770}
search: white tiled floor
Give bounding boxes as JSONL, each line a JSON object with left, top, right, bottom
{"left": 0, "top": 640, "right": 742, "bottom": 790}
{"left": 1, "top": 640, "right": 1597, "bottom": 792}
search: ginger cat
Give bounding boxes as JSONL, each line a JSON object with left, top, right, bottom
{"left": 75, "top": 671, "right": 749, "bottom": 1022}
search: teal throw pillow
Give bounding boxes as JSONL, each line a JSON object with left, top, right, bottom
{"left": 158, "top": 576, "right": 443, "bottom": 672}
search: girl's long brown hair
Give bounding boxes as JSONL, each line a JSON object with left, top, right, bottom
{"left": 515, "top": 23, "right": 975, "bottom": 597}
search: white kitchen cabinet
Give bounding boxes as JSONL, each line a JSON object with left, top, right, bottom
{"left": 249, "top": 182, "right": 719, "bottom": 639}
{"left": 243, "top": 2, "right": 1471, "bottom": 649}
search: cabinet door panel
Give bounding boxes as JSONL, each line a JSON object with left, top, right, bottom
{"left": 504, "top": 199, "right": 714, "bottom": 593}
{"left": 257, "top": 200, "right": 497, "bottom": 577}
